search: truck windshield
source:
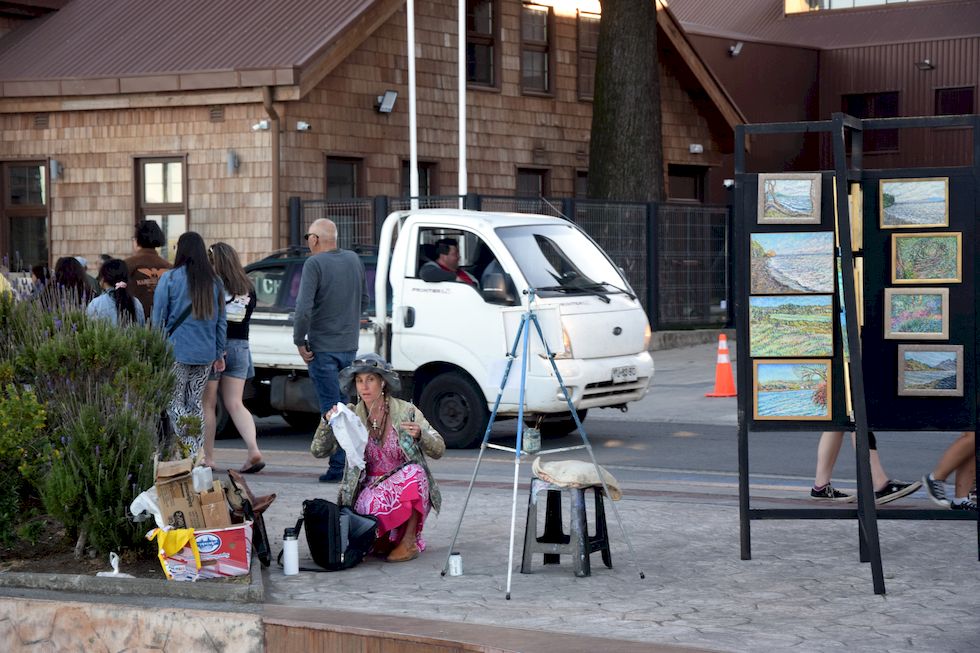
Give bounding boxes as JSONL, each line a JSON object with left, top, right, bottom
{"left": 496, "top": 224, "right": 631, "bottom": 299}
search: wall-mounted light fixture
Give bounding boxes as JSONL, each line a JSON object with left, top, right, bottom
{"left": 296, "top": 120, "right": 311, "bottom": 131}
{"left": 226, "top": 150, "right": 240, "bottom": 175}
{"left": 49, "top": 159, "right": 63, "bottom": 181}
{"left": 728, "top": 41, "right": 743, "bottom": 57}
{"left": 251, "top": 119, "right": 270, "bottom": 131}
{"left": 914, "top": 58, "right": 935, "bottom": 71}
{"left": 375, "top": 90, "right": 398, "bottom": 114}
{"left": 689, "top": 143, "right": 704, "bottom": 154}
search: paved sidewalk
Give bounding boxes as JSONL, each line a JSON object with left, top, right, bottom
{"left": 235, "top": 344, "right": 979, "bottom": 652}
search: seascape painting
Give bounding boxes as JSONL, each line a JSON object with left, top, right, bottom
{"left": 750, "top": 232, "right": 834, "bottom": 294}
{"left": 891, "top": 232, "right": 961, "bottom": 284}
{"left": 750, "top": 295, "right": 833, "bottom": 357}
{"left": 880, "top": 178, "right": 949, "bottom": 228}
{"left": 897, "top": 345, "right": 963, "bottom": 397}
{"left": 754, "top": 360, "right": 832, "bottom": 420}
{"left": 884, "top": 288, "right": 949, "bottom": 340}
{"left": 758, "top": 173, "right": 822, "bottom": 224}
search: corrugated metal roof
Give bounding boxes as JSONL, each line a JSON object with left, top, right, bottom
{"left": 666, "top": 0, "right": 980, "bottom": 49}
{"left": 0, "top": 0, "right": 378, "bottom": 82}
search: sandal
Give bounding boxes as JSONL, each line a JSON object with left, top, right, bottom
{"left": 239, "top": 460, "right": 266, "bottom": 474}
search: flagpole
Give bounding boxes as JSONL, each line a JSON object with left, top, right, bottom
{"left": 407, "top": 0, "right": 419, "bottom": 210}
{"left": 457, "top": 0, "right": 467, "bottom": 208}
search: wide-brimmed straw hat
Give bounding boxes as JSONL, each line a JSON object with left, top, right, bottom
{"left": 338, "top": 353, "right": 401, "bottom": 399}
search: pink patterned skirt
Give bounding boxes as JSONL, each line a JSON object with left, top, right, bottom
{"left": 354, "top": 427, "right": 431, "bottom": 550}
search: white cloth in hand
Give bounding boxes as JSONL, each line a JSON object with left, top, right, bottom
{"left": 329, "top": 402, "right": 369, "bottom": 470}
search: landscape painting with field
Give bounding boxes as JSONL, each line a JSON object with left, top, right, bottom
{"left": 750, "top": 232, "right": 834, "bottom": 294}
{"left": 753, "top": 360, "right": 831, "bottom": 420}
{"left": 897, "top": 345, "right": 963, "bottom": 397}
{"left": 884, "top": 288, "right": 948, "bottom": 340}
{"left": 892, "top": 232, "right": 961, "bottom": 283}
{"left": 750, "top": 295, "right": 833, "bottom": 357}
{"left": 758, "top": 173, "right": 821, "bottom": 224}
{"left": 880, "top": 178, "right": 948, "bottom": 228}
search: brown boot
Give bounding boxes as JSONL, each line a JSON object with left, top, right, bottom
{"left": 386, "top": 541, "right": 419, "bottom": 563}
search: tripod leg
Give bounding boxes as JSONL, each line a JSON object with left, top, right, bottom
{"left": 441, "top": 312, "right": 531, "bottom": 577}
{"left": 506, "top": 303, "right": 534, "bottom": 599}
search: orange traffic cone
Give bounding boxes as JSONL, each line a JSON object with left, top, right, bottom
{"left": 705, "top": 334, "right": 737, "bottom": 398}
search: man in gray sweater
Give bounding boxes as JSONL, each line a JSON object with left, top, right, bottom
{"left": 293, "top": 218, "right": 369, "bottom": 482}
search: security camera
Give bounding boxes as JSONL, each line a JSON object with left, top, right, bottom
{"left": 723, "top": 179, "right": 735, "bottom": 189}
{"left": 728, "top": 42, "right": 743, "bottom": 57}
{"left": 251, "top": 119, "right": 270, "bottom": 131}
{"left": 296, "top": 121, "right": 311, "bottom": 131}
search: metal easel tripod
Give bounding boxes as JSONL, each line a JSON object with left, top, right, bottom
{"left": 440, "top": 288, "right": 645, "bottom": 599}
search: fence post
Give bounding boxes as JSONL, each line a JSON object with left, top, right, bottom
{"left": 372, "top": 196, "right": 389, "bottom": 244}
{"left": 288, "top": 196, "right": 302, "bottom": 248}
{"left": 561, "top": 198, "right": 575, "bottom": 221}
{"left": 646, "top": 201, "right": 659, "bottom": 332}
{"left": 464, "top": 192, "right": 481, "bottom": 210}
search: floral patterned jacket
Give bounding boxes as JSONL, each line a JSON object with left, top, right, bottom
{"left": 310, "top": 396, "right": 445, "bottom": 513}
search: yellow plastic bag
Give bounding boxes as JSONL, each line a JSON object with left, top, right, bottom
{"left": 146, "top": 527, "right": 201, "bottom": 580}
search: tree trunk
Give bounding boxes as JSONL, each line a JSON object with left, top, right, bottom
{"left": 587, "top": 0, "right": 664, "bottom": 202}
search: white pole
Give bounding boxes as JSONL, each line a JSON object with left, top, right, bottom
{"left": 457, "top": 0, "right": 467, "bottom": 208}
{"left": 407, "top": 0, "right": 419, "bottom": 210}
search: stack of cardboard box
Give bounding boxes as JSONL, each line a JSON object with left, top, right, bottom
{"left": 155, "top": 458, "right": 232, "bottom": 530}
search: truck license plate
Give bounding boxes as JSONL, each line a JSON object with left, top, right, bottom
{"left": 611, "top": 365, "right": 637, "bottom": 384}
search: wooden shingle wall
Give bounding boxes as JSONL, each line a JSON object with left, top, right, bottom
{"left": 0, "top": 103, "right": 273, "bottom": 265}
{"left": 279, "top": 0, "right": 726, "bottom": 204}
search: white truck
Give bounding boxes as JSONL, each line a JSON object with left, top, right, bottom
{"left": 241, "top": 209, "right": 654, "bottom": 448}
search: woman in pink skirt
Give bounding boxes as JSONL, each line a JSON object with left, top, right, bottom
{"left": 311, "top": 354, "right": 444, "bottom": 562}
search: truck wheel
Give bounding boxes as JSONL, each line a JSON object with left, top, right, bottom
{"left": 528, "top": 409, "right": 588, "bottom": 438}
{"left": 419, "top": 372, "right": 489, "bottom": 449}
{"left": 283, "top": 411, "right": 322, "bottom": 432}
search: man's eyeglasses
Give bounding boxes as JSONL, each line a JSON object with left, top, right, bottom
{"left": 303, "top": 233, "right": 319, "bottom": 242}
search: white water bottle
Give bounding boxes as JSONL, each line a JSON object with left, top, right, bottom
{"left": 282, "top": 528, "right": 299, "bottom": 576}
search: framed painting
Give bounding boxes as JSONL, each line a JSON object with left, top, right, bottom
{"left": 891, "top": 232, "right": 961, "bottom": 284}
{"left": 749, "top": 295, "right": 834, "bottom": 357}
{"left": 879, "top": 177, "right": 949, "bottom": 229}
{"left": 897, "top": 344, "right": 963, "bottom": 397}
{"left": 750, "top": 232, "right": 834, "bottom": 294}
{"left": 758, "top": 173, "right": 822, "bottom": 224}
{"left": 883, "top": 288, "right": 949, "bottom": 340}
{"left": 753, "top": 359, "right": 832, "bottom": 421}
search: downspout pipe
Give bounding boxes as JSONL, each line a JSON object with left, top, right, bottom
{"left": 263, "top": 86, "right": 281, "bottom": 250}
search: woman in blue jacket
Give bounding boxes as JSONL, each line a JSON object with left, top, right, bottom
{"left": 152, "top": 232, "right": 226, "bottom": 459}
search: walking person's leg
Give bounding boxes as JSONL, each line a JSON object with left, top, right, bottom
{"left": 812, "top": 431, "right": 853, "bottom": 501}
{"left": 849, "top": 431, "right": 922, "bottom": 505}
{"left": 201, "top": 377, "right": 220, "bottom": 467}
{"left": 924, "top": 431, "right": 975, "bottom": 508}
{"left": 220, "top": 375, "right": 263, "bottom": 472}
{"left": 307, "top": 351, "right": 356, "bottom": 482}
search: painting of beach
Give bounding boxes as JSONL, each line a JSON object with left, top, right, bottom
{"left": 884, "top": 288, "right": 949, "bottom": 340}
{"left": 880, "top": 178, "right": 948, "bottom": 228}
{"left": 897, "top": 345, "right": 963, "bottom": 397}
{"left": 758, "top": 173, "right": 822, "bottom": 224}
{"left": 754, "top": 359, "right": 831, "bottom": 420}
{"left": 750, "top": 232, "right": 834, "bottom": 294}
{"left": 891, "top": 232, "right": 961, "bottom": 284}
{"left": 750, "top": 295, "right": 834, "bottom": 357}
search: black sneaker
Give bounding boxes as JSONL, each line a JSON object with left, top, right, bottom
{"left": 923, "top": 474, "right": 950, "bottom": 507}
{"left": 318, "top": 470, "right": 343, "bottom": 483}
{"left": 951, "top": 498, "right": 978, "bottom": 512}
{"left": 811, "top": 484, "right": 855, "bottom": 502}
{"left": 874, "top": 479, "right": 922, "bottom": 505}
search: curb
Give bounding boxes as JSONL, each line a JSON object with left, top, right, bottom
{"left": 650, "top": 328, "right": 735, "bottom": 351}
{"left": 0, "top": 555, "right": 264, "bottom": 603}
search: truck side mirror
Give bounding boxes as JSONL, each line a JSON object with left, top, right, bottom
{"left": 481, "top": 272, "right": 517, "bottom": 305}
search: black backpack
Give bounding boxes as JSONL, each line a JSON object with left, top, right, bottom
{"left": 281, "top": 498, "right": 378, "bottom": 571}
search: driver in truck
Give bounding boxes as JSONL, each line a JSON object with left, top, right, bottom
{"left": 419, "top": 238, "right": 477, "bottom": 286}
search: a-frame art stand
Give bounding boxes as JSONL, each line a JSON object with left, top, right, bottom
{"left": 734, "top": 112, "right": 980, "bottom": 595}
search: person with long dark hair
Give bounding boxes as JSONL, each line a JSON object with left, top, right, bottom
{"left": 86, "top": 258, "right": 144, "bottom": 325}
{"left": 201, "top": 242, "right": 263, "bottom": 472}
{"left": 41, "top": 256, "right": 93, "bottom": 306}
{"left": 152, "top": 232, "right": 227, "bottom": 459}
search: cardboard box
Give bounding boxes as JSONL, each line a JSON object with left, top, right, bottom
{"left": 159, "top": 522, "right": 253, "bottom": 581}
{"left": 155, "top": 458, "right": 206, "bottom": 530}
{"left": 200, "top": 480, "right": 232, "bottom": 529}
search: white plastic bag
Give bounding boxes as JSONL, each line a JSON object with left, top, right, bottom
{"left": 95, "top": 552, "right": 134, "bottom": 578}
{"left": 329, "top": 402, "right": 369, "bottom": 470}
{"left": 129, "top": 486, "right": 166, "bottom": 529}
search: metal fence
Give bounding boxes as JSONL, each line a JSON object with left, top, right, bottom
{"left": 288, "top": 195, "right": 731, "bottom": 330}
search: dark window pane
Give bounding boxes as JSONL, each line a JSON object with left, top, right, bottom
{"left": 936, "top": 87, "right": 975, "bottom": 116}
{"left": 7, "top": 165, "right": 46, "bottom": 206}
{"left": 517, "top": 169, "right": 546, "bottom": 197}
{"left": 522, "top": 50, "right": 548, "bottom": 92}
{"left": 522, "top": 5, "right": 548, "bottom": 42}
{"left": 327, "top": 159, "right": 359, "bottom": 199}
{"left": 575, "top": 171, "right": 588, "bottom": 198}
{"left": 467, "top": 0, "right": 492, "bottom": 34}
{"left": 843, "top": 91, "right": 899, "bottom": 152}
{"left": 402, "top": 161, "right": 434, "bottom": 196}
{"left": 9, "top": 216, "right": 47, "bottom": 271}
{"left": 667, "top": 165, "right": 706, "bottom": 202}
{"left": 466, "top": 43, "right": 494, "bottom": 85}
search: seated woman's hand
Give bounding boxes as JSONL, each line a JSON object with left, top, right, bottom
{"left": 400, "top": 421, "right": 421, "bottom": 440}
{"left": 324, "top": 406, "right": 338, "bottom": 421}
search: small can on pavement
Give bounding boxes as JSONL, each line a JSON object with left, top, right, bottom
{"left": 448, "top": 552, "right": 463, "bottom": 576}
{"left": 522, "top": 427, "right": 541, "bottom": 454}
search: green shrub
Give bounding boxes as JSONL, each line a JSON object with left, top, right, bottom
{"left": 0, "top": 384, "right": 47, "bottom": 544}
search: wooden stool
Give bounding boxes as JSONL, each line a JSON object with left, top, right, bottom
{"left": 520, "top": 477, "right": 612, "bottom": 577}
